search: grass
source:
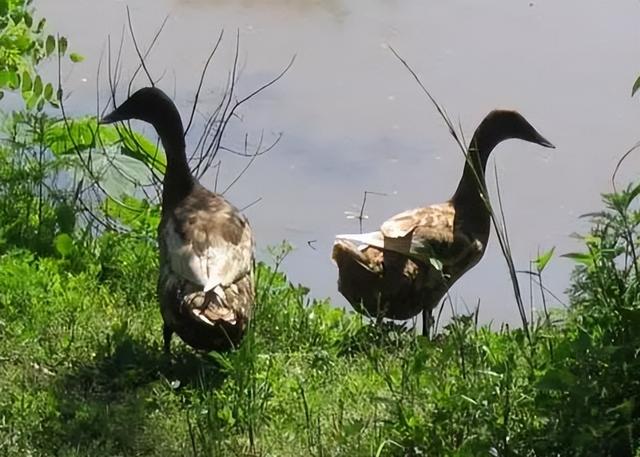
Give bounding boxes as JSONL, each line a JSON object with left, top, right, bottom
{"left": 0, "top": 192, "right": 639, "bottom": 455}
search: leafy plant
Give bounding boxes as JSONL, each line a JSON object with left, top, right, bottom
{"left": 0, "top": 0, "right": 79, "bottom": 109}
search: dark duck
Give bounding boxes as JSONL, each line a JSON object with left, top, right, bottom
{"left": 101, "top": 87, "right": 255, "bottom": 353}
{"left": 332, "top": 110, "right": 554, "bottom": 336}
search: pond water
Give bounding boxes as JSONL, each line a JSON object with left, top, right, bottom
{"left": 38, "top": 0, "right": 640, "bottom": 326}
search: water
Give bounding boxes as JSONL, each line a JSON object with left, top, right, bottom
{"left": 37, "top": 0, "right": 640, "bottom": 325}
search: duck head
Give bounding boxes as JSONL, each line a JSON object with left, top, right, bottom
{"left": 100, "top": 87, "right": 184, "bottom": 138}
{"left": 452, "top": 109, "right": 555, "bottom": 205}
{"left": 477, "top": 109, "right": 555, "bottom": 149}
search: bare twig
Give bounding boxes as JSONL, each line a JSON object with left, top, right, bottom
{"left": 126, "top": 6, "right": 155, "bottom": 87}
{"left": 184, "top": 30, "right": 224, "bottom": 136}
{"left": 72, "top": 20, "right": 287, "bottom": 234}
{"left": 221, "top": 133, "right": 274, "bottom": 195}
{"left": 357, "top": 190, "right": 387, "bottom": 233}
{"left": 611, "top": 140, "right": 640, "bottom": 193}
{"left": 239, "top": 196, "right": 262, "bottom": 212}
{"left": 128, "top": 15, "right": 169, "bottom": 97}
{"left": 493, "top": 162, "right": 529, "bottom": 336}
{"left": 388, "top": 46, "right": 462, "bottom": 149}
{"left": 195, "top": 48, "right": 295, "bottom": 181}
{"left": 105, "top": 27, "right": 126, "bottom": 113}
{"left": 516, "top": 270, "right": 568, "bottom": 308}
{"left": 213, "top": 160, "right": 222, "bottom": 192}
{"left": 193, "top": 30, "right": 242, "bottom": 175}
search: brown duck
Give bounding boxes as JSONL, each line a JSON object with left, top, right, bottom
{"left": 101, "top": 87, "right": 254, "bottom": 353}
{"left": 332, "top": 110, "right": 554, "bottom": 336}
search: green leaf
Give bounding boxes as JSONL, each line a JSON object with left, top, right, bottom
{"left": 626, "top": 182, "right": 640, "bottom": 207}
{"left": 21, "top": 70, "right": 32, "bottom": 92}
{"left": 69, "top": 52, "right": 84, "bottom": 63}
{"left": 43, "top": 82, "right": 53, "bottom": 100}
{"left": 58, "top": 36, "right": 68, "bottom": 55}
{"left": 26, "top": 92, "right": 39, "bottom": 111}
{"left": 76, "top": 148, "right": 154, "bottom": 200}
{"left": 632, "top": 75, "right": 640, "bottom": 97}
{"left": 8, "top": 71, "right": 19, "bottom": 89}
{"left": 45, "top": 118, "right": 97, "bottom": 155}
{"left": 534, "top": 247, "right": 555, "bottom": 273}
{"left": 32, "top": 75, "right": 42, "bottom": 96}
{"left": 0, "top": 0, "right": 9, "bottom": 16}
{"left": 23, "top": 12, "right": 32, "bottom": 27}
{"left": 45, "top": 35, "right": 55, "bottom": 55}
{"left": 36, "top": 18, "right": 46, "bottom": 33}
{"left": 123, "top": 136, "right": 166, "bottom": 174}
{"left": 460, "top": 394, "right": 478, "bottom": 405}
{"left": 53, "top": 233, "right": 74, "bottom": 257}
{"left": 561, "top": 251, "right": 593, "bottom": 267}
{"left": 98, "top": 124, "right": 167, "bottom": 174}
{"left": 102, "top": 195, "right": 160, "bottom": 229}
{"left": 0, "top": 71, "right": 11, "bottom": 88}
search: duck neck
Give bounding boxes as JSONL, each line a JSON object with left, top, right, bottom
{"left": 451, "top": 128, "right": 502, "bottom": 212}
{"left": 157, "top": 120, "right": 194, "bottom": 210}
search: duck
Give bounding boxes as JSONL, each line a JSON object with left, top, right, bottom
{"left": 100, "top": 87, "right": 255, "bottom": 353}
{"left": 332, "top": 110, "right": 554, "bottom": 336}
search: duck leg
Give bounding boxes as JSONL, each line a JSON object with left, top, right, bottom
{"left": 422, "top": 307, "right": 433, "bottom": 338}
{"left": 163, "top": 324, "right": 173, "bottom": 356}
{"left": 374, "top": 292, "right": 385, "bottom": 326}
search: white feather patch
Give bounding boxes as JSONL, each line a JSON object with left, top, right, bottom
{"left": 334, "top": 231, "right": 412, "bottom": 255}
{"left": 163, "top": 219, "right": 252, "bottom": 292}
{"left": 335, "top": 231, "right": 385, "bottom": 249}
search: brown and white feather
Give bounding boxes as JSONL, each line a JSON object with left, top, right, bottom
{"left": 158, "top": 186, "right": 255, "bottom": 350}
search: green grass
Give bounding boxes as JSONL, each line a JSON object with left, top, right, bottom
{"left": 1, "top": 203, "right": 639, "bottom": 456}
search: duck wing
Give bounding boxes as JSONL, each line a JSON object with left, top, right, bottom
{"left": 335, "top": 204, "right": 456, "bottom": 262}
{"left": 334, "top": 203, "right": 481, "bottom": 267}
{"left": 161, "top": 189, "right": 254, "bottom": 292}
{"left": 385, "top": 204, "right": 485, "bottom": 266}
{"left": 380, "top": 204, "right": 453, "bottom": 237}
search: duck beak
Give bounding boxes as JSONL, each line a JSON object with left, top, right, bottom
{"left": 98, "top": 110, "right": 122, "bottom": 125}
{"left": 535, "top": 133, "right": 555, "bottom": 149}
